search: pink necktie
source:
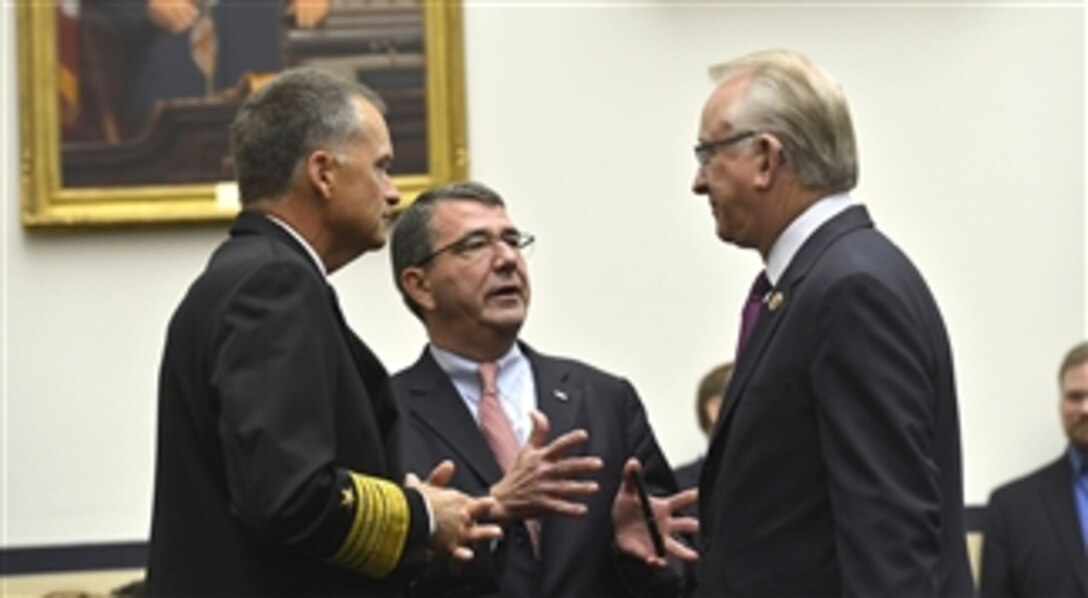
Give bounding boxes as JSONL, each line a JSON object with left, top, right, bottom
{"left": 477, "top": 362, "right": 540, "bottom": 557}
{"left": 736, "top": 271, "right": 772, "bottom": 359}
{"left": 478, "top": 362, "right": 519, "bottom": 471}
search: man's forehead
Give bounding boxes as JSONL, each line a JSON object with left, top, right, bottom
{"left": 434, "top": 200, "right": 512, "bottom": 232}
{"left": 1063, "top": 362, "right": 1088, "bottom": 395}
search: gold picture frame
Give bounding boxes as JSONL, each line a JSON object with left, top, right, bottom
{"left": 19, "top": 1, "right": 468, "bottom": 228}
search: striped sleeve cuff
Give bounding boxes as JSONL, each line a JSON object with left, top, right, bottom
{"left": 326, "top": 471, "right": 411, "bottom": 578}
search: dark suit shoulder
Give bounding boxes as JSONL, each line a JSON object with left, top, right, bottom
{"left": 210, "top": 226, "right": 312, "bottom": 272}
{"left": 177, "top": 250, "right": 324, "bottom": 333}
{"left": 389, "top": 352, "right": 434, "bottom": 394}
{"left": 811, "top": 225, "right": 920, "bottom": 285}
{"left": 525, "top": 346, "right": 636, "bottom": 394}
{"left": 988, "top": 456, "right": 1069, "bottom": 506}
{"left": 528, "top": 347, "right": 619, "bottom": 378}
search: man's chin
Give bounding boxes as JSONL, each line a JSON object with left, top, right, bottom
{"left": 1067, "top": 428, "right": 1088, "bottom": 452}
{"left": 716, "top": 224, "right": 746, "bottom": 247}
{"left": 484, "top": 306, "right": 526, "bottom": 331}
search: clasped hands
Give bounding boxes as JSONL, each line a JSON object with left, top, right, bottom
{"left": 406, "top": 461, "right": 502, "bottom": 562}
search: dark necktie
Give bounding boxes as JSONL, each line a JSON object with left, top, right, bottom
{"left": 477, "top": 362, "right": 540, "bottom": 557}
{"left": 736, "top": 271, "right": 772, "bottom": 359}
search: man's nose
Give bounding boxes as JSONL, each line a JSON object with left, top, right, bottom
{"left": 692, "top": 167, "right": 708, "bottom": 195}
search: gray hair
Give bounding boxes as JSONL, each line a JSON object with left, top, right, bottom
{"left": 390, "top": 181, "right": 506, "bottom": 318}
{"left": 229, "top": 67, "right": 386, "bottom": 204}
{"left": 709, "top": 48, "right": 858, "bottom": 193}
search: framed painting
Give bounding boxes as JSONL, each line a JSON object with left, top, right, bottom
{"left": 18, "top": 0, "right": 468, "bottom": 227}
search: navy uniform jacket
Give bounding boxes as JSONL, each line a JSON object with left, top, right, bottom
{"left": 979, "top": 455, "right": 1088, "bottom": 597}
{"left": 393, "top": 344, "right": 682, "bottom": 598}
{"left": 696, "top": 206, "right": 974, "bottom": 597}
{"left": 147, "top": 211, "right": 429, "bottom": 596}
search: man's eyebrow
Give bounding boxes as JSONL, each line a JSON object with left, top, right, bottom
{"left": 460, "top": 227, "right": 491, "bottom": 238}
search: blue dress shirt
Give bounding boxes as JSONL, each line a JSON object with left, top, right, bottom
{"left": 1068, "top": 446, "right": 1088, "bottom": 553}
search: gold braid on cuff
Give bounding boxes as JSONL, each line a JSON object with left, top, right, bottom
{"left": 327, "top": 471, "right": 411, "bottom": 578}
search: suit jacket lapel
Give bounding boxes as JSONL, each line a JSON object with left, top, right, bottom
{"left": 1040, "top": 456, "right": 1088, "bottom": 595}
{"left": 402, "top": 350, "right": 504, "bottom": 484}
{"left": 522, "top": 342, "right": 583, "bottom": 446}
{"left": 714, "top": 285, "right": 788, "bottom": 438}
{"left": 520, "top": 343, "right": 585, "bottom": 548}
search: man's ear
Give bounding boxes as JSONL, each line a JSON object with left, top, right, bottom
{"left": 752, "top": 134, "right": 786, "bottom": 191}
{"left": 306, "top": 149, "right": 337, "bottom": 199}
{"left": 401, "top": 267, "right": 437, "bottom": 313}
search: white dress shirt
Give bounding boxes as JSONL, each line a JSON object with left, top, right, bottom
{"left": 765, "top": 192, "right": 858, "bottom": 285}
{"left": 429, "top": 343, "right": 537, "bottom": 445}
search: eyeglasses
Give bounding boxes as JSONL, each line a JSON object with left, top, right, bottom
{"left": 414, "top": 230, "right": 535, "bottom": 267}
{"left": 694, "top": 130, "right": 758, "bottom": 167}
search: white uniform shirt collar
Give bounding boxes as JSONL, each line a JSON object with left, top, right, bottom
{"left": 264, "top": 213, "right": 328, "bottom": 278}
{"left": 429, "top": 343, "right": 536, "bottom": 444}
{"left": 765, "top": 192, "right": 857, "bottom": 285}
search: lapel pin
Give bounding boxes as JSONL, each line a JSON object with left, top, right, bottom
{"left": 768, "top": 291, "right": 785, "bottom": 312}
{"left": 554, "top": 389, "right": 569, "bottom": 402}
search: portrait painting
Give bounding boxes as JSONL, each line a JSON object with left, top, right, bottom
{"left": 19, "top": 0, "right": 467, "bottom": 227}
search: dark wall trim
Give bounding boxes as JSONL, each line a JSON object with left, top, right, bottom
{"left": 0, "top": 505, "right": 988, "bottom": 575}
{"left": 965, "top": 505, "right": 986, "bottom": 533}
{"left": 0, "top": 542, "right": 146, "bottom": 575}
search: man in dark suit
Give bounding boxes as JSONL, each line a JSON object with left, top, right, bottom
{"left": 388, "top": 181, "right": 699, "bottom": 597}
{"left": 147, "top": 68, "right": 500, "bottom": 596}
{"left": 689, "top": 48, "right": 974, "bottom": 596}
{"left": 979, "top": 340, "right": 1088, "bottom": 598}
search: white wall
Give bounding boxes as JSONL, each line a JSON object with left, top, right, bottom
{"left": 1, "top": 2, "right": 1084, "bottom": 548}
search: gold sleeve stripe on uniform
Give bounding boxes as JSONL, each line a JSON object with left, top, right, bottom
{"left": 327, "top": 471, "right": 411, "bottom": 578}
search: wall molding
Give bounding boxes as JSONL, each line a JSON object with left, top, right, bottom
{"left": 0, "top": 541, "right": 146, "bottom": 575}
{"left": 0, "top": 505, "right": 988, "bottom": 575}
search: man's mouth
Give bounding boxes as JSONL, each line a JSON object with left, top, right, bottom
{"left": 488, "top": 284, "right": 522, "bottom": 300}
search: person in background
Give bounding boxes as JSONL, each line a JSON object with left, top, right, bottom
{"left": 673, "top": 362, "right": 733, "bottom": 491}
{"left": 979, "top": 340, "right": 1088, "bottom": 598}
{"left": 146, "top": 68, "right": 499, "bottom": 596}
{"left": 388, "top": 181, "right": 699, "bottom": 597}
{"left": 690, "top": 48, "right": 973, "bottom": 596}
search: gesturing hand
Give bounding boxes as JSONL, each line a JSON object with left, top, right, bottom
{"left": 612, "top": 458, "right": 699, "bottom": 568}
{"left": 488, "top": 410, "right": 603, "bottom": 521}
{"left": 407, "top": 460, "right": 503, "bottom": 562}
